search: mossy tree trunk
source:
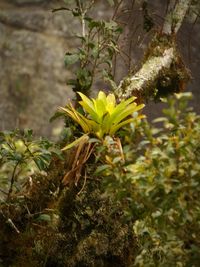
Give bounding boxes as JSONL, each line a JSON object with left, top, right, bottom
{"left": 115, "top": 0, "right": 191, "bottom": 102}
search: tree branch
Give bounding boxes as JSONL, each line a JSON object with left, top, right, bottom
{"left": 115, "top": 0, "right": 191, "bottom": 101}
{"left": 163, "top": 0, "right": 192, "bottom": 35}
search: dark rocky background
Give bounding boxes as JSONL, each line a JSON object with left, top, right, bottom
{"left": 0, "top": 0, "right": 199, "bottom": 138}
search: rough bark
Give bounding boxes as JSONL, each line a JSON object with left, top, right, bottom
{"left": 162, "top": 0, "right": 192, "bottom": 35}
{"left": 115, "top": 0, "right": 192, "bottom": 101}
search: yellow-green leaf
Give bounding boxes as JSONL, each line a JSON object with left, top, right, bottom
{"left": 62, "top": 134, "right": 89, "bottom": 151}
{"left": 109, "top": 118, "right": 134, "bottom": 135}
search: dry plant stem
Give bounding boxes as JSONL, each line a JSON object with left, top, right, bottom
{"left": 1, "top": 210, "right": 20, "bottom": 233}
{"left": 78, "top": 0, "right": 95, "bottom": 38}
{"left": 77, "top": 169, "right": 87, "bottom": 195}
{"left": 62, "top": 142, "right": 94, "bottom": 186}
{"left": 7, "top": 161, "right": 19, "bottom": 200}
{"left": 112, "top": 0, "right": 124, "bottom": 20}
{"left": 0, "top": 188, "right": 7, "bottom": 195}
{"left": 77, "top": 0, "right": 86, "bottom": 37}
{"left": 115, "top": 0, "right": 191, "bottom": 101}
{"left": 6, "top": 218, "right": 20, "bottom": 234}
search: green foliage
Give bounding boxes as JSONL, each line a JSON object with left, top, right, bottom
{"left": 59, "top": 90, "right": 144, "bottom": 149}
{"left": 130, "top": 95, "right": 200, "bottom": 266}
{"left": 0, "top": 129, "right": 61, "bottom": 201}
{"left": 54, "top": 0, "right": 122, "bottom": 97}
{"left": 96, "top": 93, "right": 200, "bottom": 266}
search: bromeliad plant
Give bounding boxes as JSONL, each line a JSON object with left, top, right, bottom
{"left": 59, "top": 91, "right": 144, "bottom": 186}
{"left": 60, "top": 90, "right": 144, "bottom": 149}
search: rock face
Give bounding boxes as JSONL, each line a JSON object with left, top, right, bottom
{"left": 10, "top": 0, "right": 46, "bottom": 4}
{"left": 0, "top": 0, "right": 75, "bottom": 137}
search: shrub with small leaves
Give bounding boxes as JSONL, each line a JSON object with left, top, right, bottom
{"left": 96, "top": 93, "right": 200, "bottom": 266}
{"left": 53, "top": 0, "right": 122, "bottom": 97}
{"left": 0, "top": 129, "right": 61, "bottom": 201}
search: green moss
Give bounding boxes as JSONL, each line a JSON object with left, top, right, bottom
{"left": 0, "top": 151, "right": 137, "bottom": 267}
{"left": 0, "top": 155, "right": 66, "bottom": 266}
{"left": 35, "top": 173, "right": 138, "bottom": 267}
{"left": 142, "top": 32, "right": 191, "bottom": 101}
{"left": 144, "top": 32, "right": 175, "bottom": 60}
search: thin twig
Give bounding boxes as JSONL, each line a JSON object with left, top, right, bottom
{"left": 0, "top": 188, "right": 8, "bottom": 195}
{"left": 6, "top": 218, "right": 20, "bottom": 234}
{"left": 52, "top": 7, "right": 70, "bottom": 13}
{"left": 7, "top": 161, "right": 20, "bottom": 200}
{"left": 112, "top": 0, "right": 124, "bottom": 20}
{"left": 77, "top": 169, "right": 87, "bottom": 195}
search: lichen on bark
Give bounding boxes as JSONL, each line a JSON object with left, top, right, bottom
{"left": 115, "top": 0, "right": 192, "bottom": 102}
{"left": 116, "top": 32, "right": 190, "bottom": 102}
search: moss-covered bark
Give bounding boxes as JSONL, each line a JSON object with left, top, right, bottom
{"left": 115, "top": 0, "right": 191, "bottom": 102}
{"left": 0, "top": 153, "right": 138, "bottom": 267}
{"left": 116, "top": 33, "right": 190, "bottom": 102}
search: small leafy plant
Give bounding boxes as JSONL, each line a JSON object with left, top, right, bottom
{"left": 0, "top": 129, "right": 60, "bottom": 200}
{"left": 53, "top": 1, "right": 123, "bottom": 98}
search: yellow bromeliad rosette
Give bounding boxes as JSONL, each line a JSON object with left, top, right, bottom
{"left": 60, "top": 91, "right": 144, "bottom": 150}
